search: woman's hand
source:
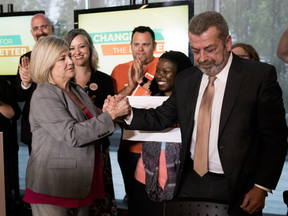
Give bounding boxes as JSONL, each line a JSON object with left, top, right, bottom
{"left": 104, "top": 95, "right": 130, "bottom": 120}
{"left": 103, "top": 95, "right": 116, "bottom": 113}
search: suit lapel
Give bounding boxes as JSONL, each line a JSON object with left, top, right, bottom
{"left": 184, "top": 69, "right": 202, "bottom": 145}
{"left": 219, "top": 55, "right": 244, "bottom": 136}
{"left": 70, "top": 82, "right": 97, "bottom": 118}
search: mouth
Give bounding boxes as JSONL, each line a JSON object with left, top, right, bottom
{"left": 200, "top": 65, "right": 212, "bottom": 69}
{"left": 157, "top": 81, "right": 167, "bottom": 86}
{"left": 36, "top": 33, "right": 48, "bottom": 40}
{"left": 74, "top": 56, "right": 83, "bottom": 60}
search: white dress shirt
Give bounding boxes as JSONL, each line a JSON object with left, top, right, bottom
{"left": 190, "top": 52, "right": 233, "bottom": 174}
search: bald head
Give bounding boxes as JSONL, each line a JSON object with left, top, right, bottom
{"left": 30, "top": 13, "right": 54, "bottom": 42}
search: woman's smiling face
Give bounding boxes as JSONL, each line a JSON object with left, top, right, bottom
{"left": 155, "top": 58, "right": 177, "bottom": 96}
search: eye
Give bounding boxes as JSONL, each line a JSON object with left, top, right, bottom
{"left": 207, "top": 49, "right": 215, "bottom": 53}
{"left": 192, "top": 49, "right": 200, "bottom": 54}
{"left": 80, "top": 45, "right": 85, "bottom": 49}
{"left": 69, "top": 47, "right": 74, "bottom": 51}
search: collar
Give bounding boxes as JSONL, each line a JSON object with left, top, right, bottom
{"left": 202, "top": 52, "right": 233, "bottom": 84}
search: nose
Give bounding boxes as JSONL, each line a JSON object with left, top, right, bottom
{"left": 198, "top": 50, "right": 208, "bottom": 63}
{"left": 36, "top": 27, "right": 44, "bottom": 34}
{"left": 75, "top": 47, "right": 81, "bottom": 55}
{"left": 156, "top": 70, "right": 164, "bottom": 79}
{"left": 138, "top": 45, "right": 144, "bottom": 51}
{"left": 67, "top": 56, "right": 73, "bottom": 65}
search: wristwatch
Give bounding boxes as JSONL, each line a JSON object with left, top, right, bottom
{"left": 140, "top": 77, "right": 148, "bottom": 86}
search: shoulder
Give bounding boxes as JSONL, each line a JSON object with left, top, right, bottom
{"left": 111, "top": 61, "right": 133, "bottom": 73}
{"left": 176, "top": 66, "right": 201, "bottom": 81}
{"left": 232, "top": 53, "right": 275, "bottom": 75}
{"left": 20, "top": 51, "right": 31, "bottom": 59}
{"left": 92, "top": 70, "right": 113, "bottom": 82}
{"left": 32, "top": 82, "right": 60, "bottom": 99}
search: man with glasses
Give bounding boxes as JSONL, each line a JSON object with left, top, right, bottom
{"left": 14, "top": 13, "right": 54, "bottom": 154}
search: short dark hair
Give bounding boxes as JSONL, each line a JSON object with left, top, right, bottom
{"left": 131, "top": 26, "right": 155, "bottom": 43}
{"left": 189, "top": 11, "right": 229, "bottom": 43}
{"left": 149, "top": 51, "right": 192, "bottom": 96}
{"left": 232, "top": 43, "right": 260, "bottom": 61}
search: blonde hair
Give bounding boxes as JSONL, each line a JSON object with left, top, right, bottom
{"left": 30, "top": 35, "right": 69, "bottom": 84}
{"left": 64, "top": 29, "right": 99, "bottom": 71}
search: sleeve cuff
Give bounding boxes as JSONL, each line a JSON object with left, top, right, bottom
{"left": 254, "top": 184, "right": 272, "bottom": 193}
{"left": 124, "top": 109, "right": 133, "bottom": 125}
{"left": 21, "top": 81, "right": 32, "bottom": 90}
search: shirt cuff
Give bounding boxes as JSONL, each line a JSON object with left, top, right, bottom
{"left": 254, "top": 184, "right": 272, "bottom": 193}
{"left": 124, "top": 109, "right": 133, "bottom": 125}
{"left": 21, "top": 81, "right": 31, "bottom": 89}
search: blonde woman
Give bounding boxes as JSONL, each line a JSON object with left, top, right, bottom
{"left": 23, "top": 35, "right": 129, "bottom": 216}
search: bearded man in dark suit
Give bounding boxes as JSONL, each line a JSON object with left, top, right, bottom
{"left": 123, "top": 11, "right": 288, "bottom": 215}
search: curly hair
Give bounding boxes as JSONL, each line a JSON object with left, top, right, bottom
{"left": 149, "top": 51, "right": 192, "bottom": 96}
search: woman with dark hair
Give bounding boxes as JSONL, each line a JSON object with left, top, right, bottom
{"left": 130, "top": 51, "right": 193, "bottom": 216}
{"left": 231, "top": 43, "right": 260, "bottom": 61}
{"left": 64, "top": 29, "right": 117, "bottom": 216}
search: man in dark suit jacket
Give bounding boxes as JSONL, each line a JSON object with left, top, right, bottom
{"left": 14, "top": 13, "right": 54, "bottom": 153}
{"left": 123, "top": 11, "right": 288, "bottom": 215}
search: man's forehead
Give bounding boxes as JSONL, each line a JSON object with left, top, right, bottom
{"left": 31, "top": 15, "right": 49, "bottom": 26}
{"left": 132, "top": 32, "right": 153, "bottom": 43}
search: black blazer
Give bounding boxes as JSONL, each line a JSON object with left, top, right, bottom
{"left": 0, "top": 78, "right": 21, "bottom": 160}
{"left": 126, "top": 54, "right": 288, "bottom": 215}
{"left": 14, "top": 51, "right": 37, "bottom": 145}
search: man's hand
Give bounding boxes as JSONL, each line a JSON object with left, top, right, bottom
{"left": 240, "top": 186, "right": 266, "bottom": 214}
{"left": 127, "top": 62, "right": 137, "bottom": 91}
{"left": 19, "top": 56, "right": 32, "bottom": 87}
{"left": 134, "top": 56, "right": 144, "bottom": 84}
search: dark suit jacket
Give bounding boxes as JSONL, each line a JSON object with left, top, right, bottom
{"left": 0, "top": 78, "right": 21, "bottom": 160}
{"left": 126, "top": 54, "right": 288, "bottom": 215}
{"left": 14, "top": 51, "right": 37, "bottom": 145}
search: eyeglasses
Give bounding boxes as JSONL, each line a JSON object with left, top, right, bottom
{"left": 238, "top": 54, "right": 249, "bottom": 59}
{"left": 31, "top": 25, "right": 49, "bottom": 32}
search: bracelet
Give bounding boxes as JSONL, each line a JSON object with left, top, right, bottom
{"left": 140, "top": 77, "right": 148, "bottom": 86}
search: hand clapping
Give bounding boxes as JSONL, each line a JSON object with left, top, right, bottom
{"left": 19, "top": 56, "right": 33, "bottom": 87}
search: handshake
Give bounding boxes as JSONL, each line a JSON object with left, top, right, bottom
{"left": 102, "top": 94, "right": 131, "bottom": 121}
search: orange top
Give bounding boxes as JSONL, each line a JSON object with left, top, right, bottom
{"left": 135, "top": 149, "right": 167, "bottom": 189}
{"left": 110, "top": 57, "right": 159, "bottom": 153}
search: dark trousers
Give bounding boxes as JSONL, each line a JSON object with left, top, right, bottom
{"left": 177, "top": 158, "right": 229, "bottom": 202}
{"left": 130, "top": 179, "right": 164, "bottom": 216}
{"left": 117, "top": 149, "right": 140, "bottom": 211}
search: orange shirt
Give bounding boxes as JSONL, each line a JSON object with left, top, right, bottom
{"left": 110, "top": 57, "right": 159, "bottom": 153}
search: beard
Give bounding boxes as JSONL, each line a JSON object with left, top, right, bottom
{"left": 197, "top": 60, "right": 221, "bottom": 76}
{"left": 36, "top": 33, "right": 48, "bottom": 40}
{"left": 197, "top": 50, "right": 229, "bottom": 76}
